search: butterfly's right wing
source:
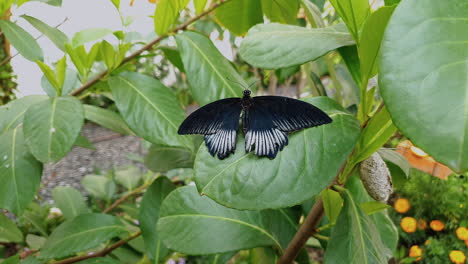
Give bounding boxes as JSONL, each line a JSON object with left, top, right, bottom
{"left": 178, "top": 98, "right": 242, "bottom": 159}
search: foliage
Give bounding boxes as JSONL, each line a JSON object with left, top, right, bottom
{"left": 0, "top": 0, "right": 466, "bottom": 263}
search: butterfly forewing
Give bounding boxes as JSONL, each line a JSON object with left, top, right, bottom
{"left": 178, "top": 98, "right": 242, "bottom": 159}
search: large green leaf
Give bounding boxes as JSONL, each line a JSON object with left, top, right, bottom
{"left": 139, "top": 177, "right": 176, "bottom": 262}
{"left": 109, "top": 72, "right": 191, "bottom": 149}
{"left": 324, "top": 190, "right": 389, "bottom": 263}
{"left": 71, "top": 28, "right": 113, "bottom": 48}
{"left": 81, "top": 175, "right": 116, "bottom": 200}
{"left": 0, "top": 20, "right": 43, "bottom": 61}
{"left": 40, "top": 213, "right": 127, "bottom": 259}
{"left": 194, "top": 97, "right": 360, "bottom": 210}
{"left": 240, "top": 23, "right": 354, "bottom": 69}
{"left": 52, "top": 186, "right": 89, "bottom": 220}
{"left": 21, "top": 15, "right": 69, "bottom": 51}
{"left": 380, "top": 0, "right": 468, "bottom": 172}
{"left": 175, "top": 31, "right": 244, "bottom": 106}
{"left": 114, "top": 166, "right": 141, "bottom": 190}
{"left": 154, "top": 0, "right": 189, "bottom": 35}
{"left": 0, "top": 128, "right": 42, "bottom": 215}
{"left": 157, "top": 186, "right": 297, "bottom": 254}
{"left": 260, "top": 0, "right": 299, "bottom": 25}
{"left": 328, "top": 0, "right": 370, "bottom": 43}
{"left": 83, "top": 104, "right": 134, "bottom": 136}
{"left": 214, "top": 0, "right": 263, "bottom": 36}
{"left": 23, "top": 96, "right": 84, "bottom": 163}
{"left": 0, "top": 213, "right": 23, "bottom": 243}
{"left": 0, "top": 95, "right": 48, "bottom": 135}
{"left": 144, "top": 144, "right": 194, "bottom": 172}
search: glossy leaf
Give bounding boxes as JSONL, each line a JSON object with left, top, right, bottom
{"left": 83, "top": 104, "right": 134, "bottom": 136}
{"left": 159, "top": 46, "right": 185, "bottom": 72}
{"left": 41, "top": 69, "right": 80, "bottom": 97}
{"left": 377, "top": 148, "right": 410, "bottom": 177}
{"left": 157, "top": 186, "right": 297, "bottom": 254}
{"left": 109, "top": 72, "right": 192, "bottom": 149}
{"left": 81, "top": 175, "right": 116, "bottom": 200}
{"left": 380, "top": 0, "right": 468, "bottom": 172}
{"left": 52, "top": 186, "right": 89, "bottom": 220}
{"left": 261, "top": 0, "right": 299, "bottom": 25}
{"left": 214, "top": 0, "right": 263, "bottom": 36}
{"left": 322, "top": 189, "right": 343, "bottom": 224}
{"left": 194, "top": 97, "right": 360, "bottom": 210}
{"left": 0, "top": 213, "right": 23, "bottom": 242}
{"left": 175, "top": 31, "right": 244, "bottom": 106}
{"left": 0, "top": 20, "right": 43, "bottom": 61}
{"left": 0, "top": 128, "right": 42, "bottom": 215}
{"left": 154, "top": 0, "right": 189, "bottom": 35}
{"left": 40, "top": 214, "right": 127, "bottom": 259}
{"left": 324, "top": 190, "right": 390, "bottom": 263}
{"left": 361, "top": 201, "right": 390, "bottom": 215}
{"left": 194, "top": 0, "right": 208, "bottom": 13}
{"left": 338, "top": 45, "right": 362, "bottom": 88}
{"left": 23, "top": 96, "right": 84, "bottom": 163}
{"left": 144, "top": 144, "right": 194, "bottom": 172}
{"left": 21, "top": 15, "right": 69, "bottom": 51}
{"left": 71, "top": 28, "right": 113, "bottom": 48}
{"left": 139, "top": 177, "right": 176, "bottom": 262}
{"left": 0, "top": 95, "right": 48, "bottom": 135}
{"left": 36, "top": 60, "right": 59, "bottom": 91}
{"left": 328, "top": 0, "right": 370, "bottom": 42}
{"left": 114, "top": 166, "right": 141, "bottom": 190}
{"left": 240, "top": 23, "right": 354, "bottom": 69}
{"left": 301, "top": 0, "right": 325, "bottom": 28}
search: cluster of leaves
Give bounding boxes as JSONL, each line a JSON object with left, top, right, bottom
{"left": 0, "top": 0, "right": 466, "bottom": 263}
{"left": 391, "top": 170, "right": 468, "bottom": 263}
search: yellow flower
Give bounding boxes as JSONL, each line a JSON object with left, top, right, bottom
{"left": 401, "top": 217, "right": 417, "bottom": 233}
{"left": 449, "top": 250, "right": 466, "bottom": 264}
{"left": 394, "top": 198, "right": 411, "bottom": 213}
{"left": 417, "top": 219, "right": 427, "bottom": 230}
{"left": 456, "top": 227, "right": 468, "bottom": 240}
{"left": 148, "top": 0, "right": 157, "bottom": 3}
{"left": 430, "top": 220, "right": 445, "bottom": 231}
{"left": 409, "top": 245, "right": 422, "bottom": 261}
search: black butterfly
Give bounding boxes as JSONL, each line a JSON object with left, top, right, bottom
{"left": 178, "top": 90, "right": 332, "bottom": 160}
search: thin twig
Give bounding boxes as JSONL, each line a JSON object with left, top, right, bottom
{"left": 70, "top": 0, "right": 231, "bottom": 96}
{"left": 103, "top": 180, "right": 154, "bottom": 213}
{"left": 52, "top": 231, "right": 142, "bottom": 264}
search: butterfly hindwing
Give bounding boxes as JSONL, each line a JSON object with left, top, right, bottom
{"left": 243, "top": 96, "right": 332, "bottom": 159}
{"left": 178, "top": 98, "right": 242, "bottom": 159}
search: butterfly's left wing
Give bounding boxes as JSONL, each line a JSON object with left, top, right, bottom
{"left": 244, "top": 96, "right": 332, "bottom": 159}
{"left": 178, "top": 98, "right": 242, "bottom": 159}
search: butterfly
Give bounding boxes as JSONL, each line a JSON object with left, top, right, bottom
{"left": 178, "top": 90, "right": 332, "bottom": 160}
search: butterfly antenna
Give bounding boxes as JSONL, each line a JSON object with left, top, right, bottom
{"left": 248, "top": 80, "right": 257, "bottom": 89}
{"left": 226, "top": 77, "right": 253, "bottom": 91}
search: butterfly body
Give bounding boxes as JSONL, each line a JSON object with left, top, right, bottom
{"left": 178, "top": 90, "right": 332, "bottom": 160}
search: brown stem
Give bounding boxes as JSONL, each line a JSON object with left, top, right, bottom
{"left": 70, "top": 0, "right": 231, "bottom": 96}
{"left": 52, "top": 231, "right": 141, "bottom": 264}
{"left": 103, "top": 180, "right": 154, "bottom": 213}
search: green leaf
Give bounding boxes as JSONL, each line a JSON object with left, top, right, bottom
{"left": 194, "top": 97, "right": 360, "bottom": 210}
{"left": 261, "top": 0, "right": 299, "bottom": 25}
{"left": 21, "top": 257, "right": 41, "bottom": 264}
{"left": 65, "top": 44, "right": 86, "bottom": 77}
{"left": 0, "top": 128, "right": 42, "bottom": 215}
{"left": 31, "top": 0, "right": 62, "bottom": 6}
{"left": 353, "top": 106, "right": 397, "bottom": 163}
{"left": 175, "top": 31, "right": 244, "bottom": 106}
{"left": 214, "top": 0, "right": 263, "bottom": 36}
{"left": 3, "top": 255, "right": 20, "bottom": 264}
{"left": 380, "top": 0, "right": 468, "bottom": 173}
{"left": 338, "top": 45, "right": 362, "bottom": 88}
{"left": 39, "top": 213, "right": 127, "bottom": 259}
{"left": 26, "top": 234, "right": 46, "bottom": 250}
{"left": 72, "top": 28, "right": 113, "bottom": 48}
{"left": 144, "top": 144, "right": 194, "bottom": 172}
{"left": 360, "top": 201, "right": 390, "bottom": 215}
{"left": 301, "top": 0, "right": 325, "bottom": 28}
{"left": 23, "top": 96, "right": 84, "bottom": 163}
{"left": 21, "top": 15, "right": 69, "bottom": 51}
{"left": 100, "top": 40, "right": 116, "bottom": 70}
{"left": 41, "top": 69, "right": 80, "bottom": 96}
{"left": 36, "top": 60, "right": 59, "bottom": 91}
{"left": 194, "top": 0, "right": 208, "bottom": 13}
{"left": 240, "top": 23, "right": 354, "bottom": 69}
{"left": 81, "top": 175, "right": 116, "bottom": 200}
{"left": 109, "top": 72, "right": 192, "bottom": 149}
{"left": 250, "top": 247, "right": 278, "bottom": 263}
{"left": 83, "top": 104, "right": 134, "bottom": 136}
{"left": 154, "top": 0, "right": 189, "bottom": 35}
{"left": 139, "top": 177, "right": 176, "bottom": 262}
{"left": 321, "top": 189, "right": 343, "bottom": 224}
{"left": 56, "top": 56, "right": 67, "bottom": 91}
{"left": 74, "top": 134, "right": 95, "bottom": 150}
{"left": 377, "top": 148, "right": 410, "bottom": 177}
{"left": 0, "top": 213, "right": 23, "bottom": 243}
{"left": 328, "top": 0, "right": 370, "bottom": 43}
{"left": 358, "top": 6, "right": 395, "bottom": 85}
{"left": 114, "top": 166, "right": 141, "bottom": 190}
{"left": 159, "top": 46, "right": 185, "bottom": 72}
{"left": 324, "top": 190, "right": 390, "bottom": 263}
{"left": 0, "top": 95, "right": 48, "bottom": 135}
{"left": 0, "top": 20, "right": 43, "bottom": 61}
{"left": 52, "top": 186, "right": 89, "bottom": 220}
{"left": 157, "top": 186, "right": 297, "bottom": 254}
{"left": 110, "top": 0, "right": 120, "bottom": 9}
{"left": 79, "top": 258, "right": 122, "bottom": 264}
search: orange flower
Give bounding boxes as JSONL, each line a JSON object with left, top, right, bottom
{"left": 449, "top": 250, "right": 466, "bottom": 264}
{"left": 430, "top": 220, "right": 445, "bottom": 231}
{"left": 394, "top": 198, "right": 411, "bottom": 213}
{"left": 401, "top": 217, "right": 417, "bottom": 233}
{"left": 456, "top": 227, "right": 468, "bottom": 240}
{"left": 148, "top": 0, "right": 157, "bottom": 3}
{"left": 417, "top": 219, "right": 427, "bottom": 230}
{"left": 409, "top": 245, "right": 422, "bottom": 261}
{"left": 425, "top": 240, "right": 431, "bottom": 245}
{"left": 465, "top": 240, "right": 468, "bottom": 247}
